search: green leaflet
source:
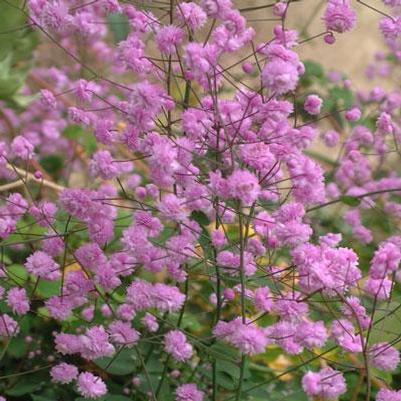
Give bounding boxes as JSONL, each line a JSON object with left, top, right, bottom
{"left": 107, "top": 13, "right": 130, "bottom": 43}
{"left": 0, "top": 1, "right": 39, "bottom": 108}
{"left": 340, "top": 195, "right": 361, "bottom": 207}
{"left": 94, "top": 348, "right": 138, "bottom": 375}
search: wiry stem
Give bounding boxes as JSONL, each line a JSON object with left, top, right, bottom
{"left": 236, "top": 201, "right": 246, "bottom": 401}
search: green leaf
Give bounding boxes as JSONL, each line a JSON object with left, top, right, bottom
{"left": 0, "top": 1, "right": 39, "bottom": 62}
{"left": 304, "top": 60, "right": 324, "bottom": 79}
{"left": 156, "top": 226, "right": 177, "bottom": 245}
{"left": 180, "top": 313, "right": 203, "bottom": 331}
{"left": 0, "top": 1, "right": 39, "bottom": 108}
{"left": 64, "top": 125, "right": 84, "bottom": 140}
{"left": 191, "top": 210, "right": 210, "bottom": 226}
{"left": 6, "top": 264, "right": 28, "bottom": 285}
{"left": 5, "top": 375, "right": 44, "bottom": 396}
{"left": 144, "top": 353, "right": 165, "bottom": 373}
{"left": 84, "top": 134, "right": 97, "bottom": 155}
{"left": 200, "top": 355, "right": 251, "bottom": 391}
{"left": 370, "top": 301, "right": 401, "bottom": 345}
{"left": 0, "top": 54, "right": 24, "bottom": 96}
{"left": 300, "top": 60, "right": 326, "bottom": 87}
{"left": 11, "top": 92, "right": 39, "bottom": 108}
{"left": 36, "top": 279, "right": 61, "bottom": 298}
{"left": 7, "top": 336, "right": 28, "bottom": 358}
{"left": 340, "top": 195, "right": 361, "bottom": 207}
{"left": 135, "top": 372, "right": 171, "bottom": 398}
{"left": 31, "top": 391, "right": 58, "bottom": 401}
{"left": 200, "top": 367, "right": 237, "bottom": 390}
{"left": 305, "top": 60, "right": 324, "bottom": 78}
{"left": 209, "top": 341, "right": 239, "bottom": 360}
{"left": 37, "top": 306, "right": 51, "bottom": 318}
{"left": 252, "top": 385, "right": 308, "bottom": 401}
{"left": 107, "top": 13, "right": 130, "bottom": 43}
{"left": 40, "top": 155, "right": 64, "bottom": 177}
{"left": 63, "top": 125, "right": 97, "bottom": 155}
{"left": 94, "top": 348, "right": 137, "bottom": 375}
{"left": 198, "top": 226, "right": 213, "bottom": 261}
{"left": 328, "top": 86, "right": 354, "bottom": 110}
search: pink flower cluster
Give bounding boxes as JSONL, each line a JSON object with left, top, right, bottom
{"left": 0, "top": 0, "right": 401, "bottom": 400}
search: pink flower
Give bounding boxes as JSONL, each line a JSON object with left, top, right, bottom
{"left": 254, "top": 287, "right": 273, "bottom": 312}
{"left": 50, "top": 363, "right": 78, "bottom": 384}
{"left": 142, "top": 313, "right": 159, "bottom": 332}
{"left": 117, "top": 34, "right": 152, "bottom": 74}
{"left": 7, "top": 288, "right": 30, "bottom": 315}
{"left": 152, "top": 283, "right": 186, "bottom": 312}
{"left": 341, "top": 296, "right": 371, "bottom": 329}
{"left": 0, "top": 314, "right": 19, "bottom": 337}
{"left": 164, "top": 330, "right": 193, "bottom": 362}
{"left": 296, "top": 321, "right": 328, "bottom": 349}
{"left": 11, "top": 136, "right": 34, "bottom": 160}
{"left": 108, "top": 320, "right": 140, "bottom": 347}
{"left": 126, "top": 281, "right": 185, "bottom": 312}
{"left": 304, "top": 95, "right": 323, "bottom": 115}
{"left": 323, "top": 130, "right": 340, "bottom": 147}
{"left": 75, "top": 79, "right": 99, "bottom": 103}
{"left": 201, "top": 0, "right": 233, "bottom": 18}
{"left": 54, "top": 333, "right": 82, "bottom": 355}
{"left": 370, "top": 242, "right": 401, "bottom": 279}
{"left": 365, "top": 277, "right": 392, "bottom": 300}
{"left": 77, "top": 372, "right": 107, "bottom": 399}
{"left": 286, "top": 155, "right": 325, "bottom": 204}
{"left": 40, "top": 89, "right": 57, "bottom": 109}
{"left": 158, "top": 194, "right": 189, "bottom": 222}
{"left": 273, "top": 1, "right": 287, "bottom": 17}
{"left": 156, "top": 25, "right": 185, "bottom": 55}
{"left": 377, "top": 389, "right": 401, "bottom": 401}
{"left": 369, "top": 343, "right": 400, "bottom": 371}
{"left": 331, "top": 319, "right": 363, "bottom": 353}
{"left": 345, "top": 107, "right": 361, "bottom": 121}
{"left": 213, "top": 319, "right": 268, "bottom": 355}
{"left": 79, "top": 325, "right": 115, "bottom": 360}
{"left": 89, "top": 150, "right": 132, "bottom": 180}
{"left": 302, "top": 367, "right": 347, "bottom": 399}
{"left": 176, "top": 2, "right": 207, "bottom": 31}
{"left": 216, "top": 250, "right": 256, "bottom": 276}
{"left": 323, "top": 0, "right": 357, "bottom": 33}
{"left": 380, "top": 17, "right": 401, "bottom": 40}
{"left": 262, "top": 59, "right": 300, "bottom": 95}
{"left": 377, "top": 112, "right": 394, "bottom": 135}
{"left": 29, "top": 0, "right": 72, "bottom": 32}
{"left": 176, "top": 383, "right": 204, "bottom": 401}
{"left": 227, "top": 169, "right": 261, "bottom": 206}
{"left": 324, "top": 33, "right": 336, "bottom": 44}
{"left": 25, "top": 251, "right": 60, "bottom": 281}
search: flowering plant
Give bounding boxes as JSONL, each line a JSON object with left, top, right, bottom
{"left": 1, "top": 1, "right": 401, "bottom": 401}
